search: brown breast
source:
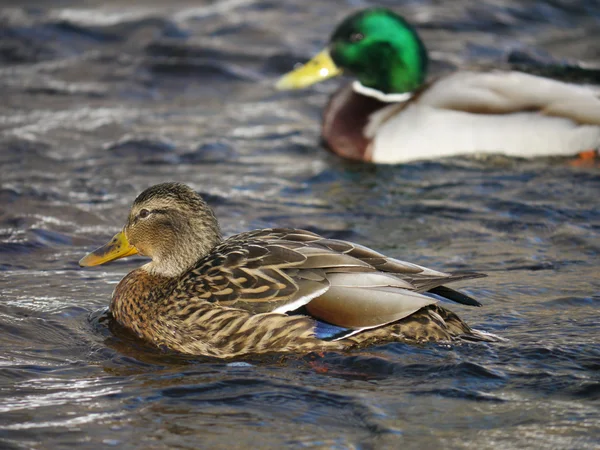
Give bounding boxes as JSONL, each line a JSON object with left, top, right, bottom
{"left": 110, "top": 268, "right": 172, "bottom": 340}
{"left": 321, "top": 83, "right": 389, "bottom": 162}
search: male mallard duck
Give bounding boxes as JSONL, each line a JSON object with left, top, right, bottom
{"left": 277, "top": 8, "right": 600, "bottom": 163}
{"left": 80, "top": 182, "right": 495, "bottom": 358}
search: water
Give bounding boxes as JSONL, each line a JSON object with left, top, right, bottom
{"left": 1, "top": 0, "right": 599, "bottom": 448}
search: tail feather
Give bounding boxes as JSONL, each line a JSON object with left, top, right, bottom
{"left": 427, "top": 285, "right": 482, "bottom": 307}
{"left": 432, "top": 304, "right": 505, "bottom": 343}
{"left": 411, "top": 272, "right": 486, "bottom": 290}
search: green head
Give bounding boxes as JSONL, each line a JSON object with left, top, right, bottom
{"left": 276, "top": 8, "right": 429, "bottom": 94}
{"left": 329, "top": 8, "right": 428, "bottom": 94}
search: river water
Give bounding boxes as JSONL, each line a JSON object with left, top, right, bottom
{"left": 1, "top": 0, "right": 599, "bottom": 448}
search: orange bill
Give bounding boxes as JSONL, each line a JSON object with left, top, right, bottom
{"left": 79, "top": 231, "right": 137, "bottom": 267}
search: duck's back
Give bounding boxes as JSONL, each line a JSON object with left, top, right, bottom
{"left": 176, "top": 228, "right": 484, "bottom": 330}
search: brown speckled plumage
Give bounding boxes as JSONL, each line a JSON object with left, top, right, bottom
{"left": 81, "top": 182, "right": 497, "bottom": 358}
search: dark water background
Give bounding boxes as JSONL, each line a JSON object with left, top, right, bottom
{"left": 1, "top": 0, "right": 600, "bottom": 448}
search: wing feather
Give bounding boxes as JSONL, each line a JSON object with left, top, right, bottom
{"left": 306, "top": 272, "right": 437, "bottom": 328}
{"left": 182, "top": 229, "right": 485, "bottom": 320}
{"left": 421, "top": 71, "right": 600, "bottom": 125}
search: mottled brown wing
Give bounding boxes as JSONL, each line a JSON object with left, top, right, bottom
{"left": 173, "top": 229, "right": 383, "bottom": 314}
{"left": 239, "top": 230, "right": 486, "bottom": 304}
{"left": 173, "top": 238, "right": 319, "bottom": 313}
{"left": 263, "top": 232, "right": 486, "bottom": 312}
{"left": 176, "top": 228, "right": 483, "bottom": 317}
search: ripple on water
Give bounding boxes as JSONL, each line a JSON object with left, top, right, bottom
{"left": 1, "top": 0, "right": 600, "bottom": 449}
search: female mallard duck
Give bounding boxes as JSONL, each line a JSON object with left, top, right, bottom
{"left": 276, "top": 8, "right": 600, "bottom": 164}
{"left": 80, "top": 182, "right": 495, "bottom": 358}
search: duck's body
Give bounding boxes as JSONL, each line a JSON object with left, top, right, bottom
{"left": 277, "top": 8, "right": 600, "bottom": 164}
{"left": 325, "top": 74, "right": 600, "bottom": 163}
{"left": 81, "top": 183, "right": 495, "bottom": 358}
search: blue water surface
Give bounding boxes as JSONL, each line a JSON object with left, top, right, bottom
{"left": 1, "top": 1, "right": 599, "bottom": 448}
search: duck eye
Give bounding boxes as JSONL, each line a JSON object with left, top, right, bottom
{"left": 349, "top": 32, "right": 364, "bottom": 43}
{"left": 139, "top": 209, "right": 150, "bottom": 219}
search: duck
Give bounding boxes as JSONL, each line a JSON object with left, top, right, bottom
{"left": 80, "top": 182, "right": 496, "bottom": 358}
{"left": 276, "top": 7, "right": 600, "bottom": 164}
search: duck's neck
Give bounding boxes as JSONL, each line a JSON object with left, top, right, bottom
{"left": 351, "top": 81, "right": 413, "bottom": 103}
{"left": 355, "top": 55, "right": 426, "bottom": 95}
{"left": 143, "top": 252, "right": 201, "bottom": 278}
{"left": 144, "top": 217, "right": 223, "bottom": 278}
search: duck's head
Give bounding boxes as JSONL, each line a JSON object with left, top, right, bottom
{"left": 277, "top": 8, "right": 428, "bottom": 95}
{"left": 79, "top": 182, "right": 222, "bottom": 277}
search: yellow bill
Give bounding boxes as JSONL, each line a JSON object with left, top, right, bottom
{"left": 276, "top": 49, "right": 342, "bottom": 90}
{"left": 79, "top": 231, "right": 138, "bottom": 267}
